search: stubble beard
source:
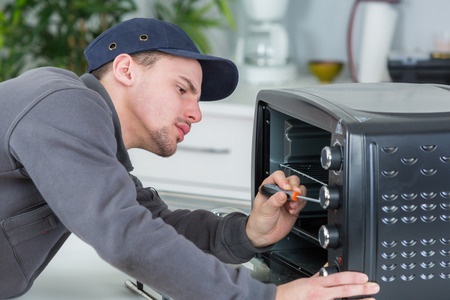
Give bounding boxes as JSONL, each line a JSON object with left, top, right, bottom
{"left": 153, "top": 126, "right": 177, "bottom": 158}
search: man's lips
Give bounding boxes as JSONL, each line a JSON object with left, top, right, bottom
{"left": 176, "top": 123, "right": 190, "bottom": 141}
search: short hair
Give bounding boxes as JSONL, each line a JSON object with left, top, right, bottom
{"left": 91, "top": 51, "right": 171, "bottom": 79}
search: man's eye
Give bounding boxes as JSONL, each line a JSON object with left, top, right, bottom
{"left": 177, "top": 86, "right": 186, "bottom": 94}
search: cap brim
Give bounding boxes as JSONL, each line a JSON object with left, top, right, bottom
{"left": 159, "top": 49, "right": 238, "bottom": 101}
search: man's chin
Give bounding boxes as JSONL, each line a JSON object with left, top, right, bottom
{"left": 157, "top": 145, "right": 177, "bottom": 158}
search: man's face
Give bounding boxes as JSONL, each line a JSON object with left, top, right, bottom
{"left": 126, "top": 55, "right": 203, "bottom": 157}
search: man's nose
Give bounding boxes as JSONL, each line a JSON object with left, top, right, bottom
{"left": 186, "top": 100, "right": 202, "bottom": 123}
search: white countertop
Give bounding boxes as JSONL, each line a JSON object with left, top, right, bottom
{"left": 19, "top": 235, "right": 151, "bottom": 300}
{"left": 198, "top": 73, "right": 351, "bottom": 115}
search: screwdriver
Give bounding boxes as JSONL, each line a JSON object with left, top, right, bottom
{"left": 261, "top": 184, "right": 320, "bottom": 204}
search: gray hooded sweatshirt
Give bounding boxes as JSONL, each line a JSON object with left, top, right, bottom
{"left": 0, "top": 67, "right": 276, "bottom": 299}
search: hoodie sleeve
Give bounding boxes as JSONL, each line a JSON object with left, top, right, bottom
{"left": 135, "top": 186, "right": 271, "bottom": 263}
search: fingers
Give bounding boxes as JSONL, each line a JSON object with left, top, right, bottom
{"left": 259, "top": 171, "right": 306, "bottom": 200}
{"left": 260, "top": 170, "right": 298, "bottom": 188}
{"left": 276, "top": 272, "right": 379, "bottom": 300}
{"left": 319, "top": 271, "right": 369, "bottom": 287}
{"left": 286, "top": 197, "right": 306, "bottom": 215}
{"left": 328, "top": 282, "right": 380, "bottom": 299}
{"left": 286, "top": 174, "right": 301, "bottom": 188}
{"left": 258, "top": 171, "right": 307, "bottom": 215}
{"left": 298, "top": 184, "right": 307, "bottom": 197}
{"left": 317, "top": 272, "right": 380, "bottom": 299}
{"left": 275, "top": 171, "right": 301, "bottom": 191}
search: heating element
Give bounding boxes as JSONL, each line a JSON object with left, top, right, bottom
{"left": 251, "top": 83, "right": 450, "bottom": 299}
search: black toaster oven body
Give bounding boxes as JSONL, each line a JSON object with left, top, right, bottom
{"left": 251, "top": 83, "right": 450, "bottom": 299}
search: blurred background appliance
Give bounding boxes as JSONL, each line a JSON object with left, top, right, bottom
{"left": 387, "top": 29, "right": 450, "bottom": 85}
{"left": 347, "top": 0, "right": 400, "bottom": 82}
{"left": 388, "top": 52, "right": 450, "bottom": 84}
{"left": 235, "top": 0, "right": 297, "bottom": 85}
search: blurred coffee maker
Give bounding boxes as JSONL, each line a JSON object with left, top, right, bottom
{"left": 236, "top": 0, "right": 297, "bottom": 85}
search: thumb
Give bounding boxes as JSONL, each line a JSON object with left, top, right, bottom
{"left": 262, "top": 191, "right": 288, "bottom": 215}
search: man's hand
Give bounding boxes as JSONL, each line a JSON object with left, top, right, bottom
{"left": 246, "top": 170, "right": 307, "bottom": 248}
{"left": 276, "top": 271, "right": 380, "bottom": 300}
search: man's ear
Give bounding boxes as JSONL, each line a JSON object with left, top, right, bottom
{"left": 112, "top": 54, "right": 135, "bottom": 86}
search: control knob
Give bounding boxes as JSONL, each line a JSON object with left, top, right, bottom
{"left": 319, "top": 185, "right": 340, "bottom": 209}
{"left": 318, "top": 224, "right": 340, "bottom": 249}
{"left": 321, "top": 146, "right": 343, "bottom": 171}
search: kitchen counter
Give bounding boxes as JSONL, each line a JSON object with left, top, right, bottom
{"left": 19, "top": 235, "right": 151, "bottom": 300}
{"left": 204, "top": 73, "right": 350, "bottom": 107}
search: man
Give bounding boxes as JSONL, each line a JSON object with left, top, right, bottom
{"left": 0, "top": 18, "right": 379, "bottom": 299}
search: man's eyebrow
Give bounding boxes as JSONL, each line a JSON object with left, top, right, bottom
{"left": 180, "top": 76, "right": 199, "bottom": 95}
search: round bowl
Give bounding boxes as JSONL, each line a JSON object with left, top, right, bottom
{"left": 308, "top": 60, "right": 344, "bottom": 83}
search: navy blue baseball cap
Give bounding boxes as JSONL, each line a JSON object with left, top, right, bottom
{"left": 84, "top": 18, "right": 238, "bottom": 101}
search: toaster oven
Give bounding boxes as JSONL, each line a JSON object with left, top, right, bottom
{"left": 251, "top": 83, "right": 450, "bottom": 299}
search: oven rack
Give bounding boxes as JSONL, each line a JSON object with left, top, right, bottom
{"left": 279, "top": 162, "right": 328, "bottom": 188}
